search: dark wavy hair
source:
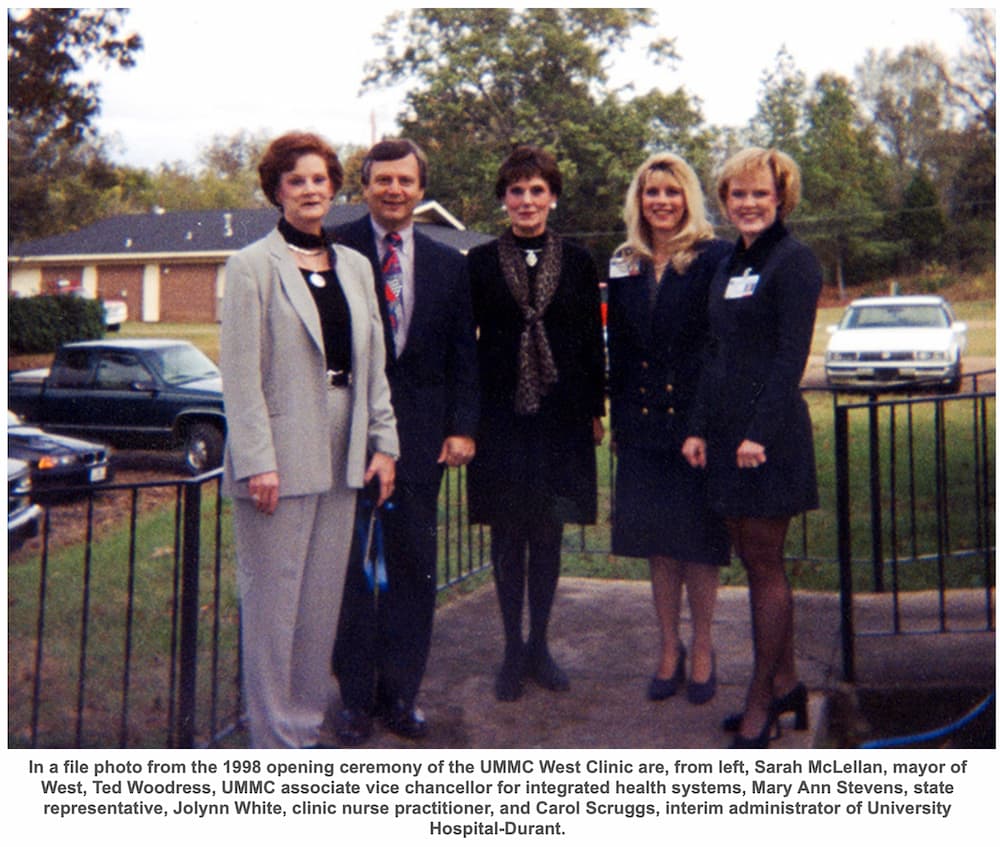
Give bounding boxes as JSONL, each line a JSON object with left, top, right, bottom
{"left": 258, "top": 131, "right": 344, "bottom": 207}
{"left": 494, "top": 144, "right": 563, "bottom": 199}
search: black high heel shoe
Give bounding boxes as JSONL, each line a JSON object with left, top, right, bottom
{"left": 647, "top": 645, "right": 686, "bottom": 701}
{"left": 722, "top": 682, "right": 809, "bottom": 733}
{"left": 730, "top": 714, "right": 781, "bottom": 749}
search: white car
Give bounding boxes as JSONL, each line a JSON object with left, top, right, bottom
{"left": 55, "top": 279, "right": 128, "bottom": 330}
{"left": 825, "top": 295, "right": 967, "bottom": 391}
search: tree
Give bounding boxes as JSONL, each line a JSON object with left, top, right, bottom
{"left": 8, "top": 8, "right": 142, "bottom": 146}
{"left": 799, "top": 74, "right": 888, "bottom": 294}
{"left": 942, "top": 8, "right": 996, "bottom": 136}
{"left": 360, "top": 7, "right": 705, "bottom": 257}
{"left": 8, "top": 8, "right": 142, "bottom": 241}
{"left": 749, "top": 46, "right": 807, "bottom": 159}
{"left": 893, "top": 168, "right": 947, "bottom": 266}
{"left": 855, "top": 45, "right": 949, "bottom": 182}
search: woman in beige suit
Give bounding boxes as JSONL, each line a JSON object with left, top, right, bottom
{"left": 220, "top": 132, "right": 398, "bottom": 748}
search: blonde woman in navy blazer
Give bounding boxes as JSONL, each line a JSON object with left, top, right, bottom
{"left": 684, "top": 148, "right": 821, "bottom": 748}
{"left": 607, "top": 152, "right": 730, "bottom": 706}
{"left": 221, "top": 132, "right": 398, "bottom": 748}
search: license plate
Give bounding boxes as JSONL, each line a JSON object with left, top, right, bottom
{"left": 90, "top": 466, "right": 108, "bottom": 482}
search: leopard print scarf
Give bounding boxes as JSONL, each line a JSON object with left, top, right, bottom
{"left": 498, "top": 228, "right": 562, "bottom": 415}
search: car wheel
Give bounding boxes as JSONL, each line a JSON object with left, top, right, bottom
{"left": 184, "top": 423, "right": 224, "bottom": 474}
{"left": 940, "top": 356, "right": 963, "bottom": 394}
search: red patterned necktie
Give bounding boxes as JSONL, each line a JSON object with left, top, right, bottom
{"left": 382, "top": 231, "right": 404, "bottom": 341}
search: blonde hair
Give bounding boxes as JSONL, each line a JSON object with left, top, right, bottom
{"left": 716, "top": 147, "right": 802, "bottom": 219}
{"left": 619, "top": 152, "right": 714, "bottom": 274}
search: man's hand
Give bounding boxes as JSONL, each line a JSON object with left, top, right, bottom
{"left": 437, "top": 436, "right": 476, "bottom": 467}
{"left": 592, "top": 417, "right": 605, "bottom": 446}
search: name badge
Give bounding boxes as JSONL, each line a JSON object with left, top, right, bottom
{"left": 609, "top": 250, "right": 641, "bottom": 279}
{"left": 724, "top": 268, "right": 760, "bottom": 299}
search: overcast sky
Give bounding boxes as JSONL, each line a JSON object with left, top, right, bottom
{"left": 92, "top": 4, "right": 975, "bottom": 169}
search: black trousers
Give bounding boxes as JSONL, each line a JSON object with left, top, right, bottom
{"left": 333, "top": 480, "right": 439, "bottom": 712}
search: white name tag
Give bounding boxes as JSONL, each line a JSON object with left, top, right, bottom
{"left": 609, "top": 250, "right": 641, "bottom": 279}
{"left": 724, "top": 268, "right": 760, "bottom": 299}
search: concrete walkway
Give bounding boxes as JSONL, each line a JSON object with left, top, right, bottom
{"left": 356, "top": 578, "right": 995, "bottom": 750}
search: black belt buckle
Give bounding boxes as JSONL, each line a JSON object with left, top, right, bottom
{"left": 326, "top": 369, "right": 352, "bottom": 387}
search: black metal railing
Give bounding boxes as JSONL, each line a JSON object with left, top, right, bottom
{"left": 9, "top": 373, "right": 995, "bottom": 745}
{"left": 834, "top": 371, "right": 996, "bottom": 681}
{"left": 9, "top": 463, "right": 492, "bottom": 749}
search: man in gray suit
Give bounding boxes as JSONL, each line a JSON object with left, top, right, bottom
{"left": 332, "top": 139, "right": 479, "bottom": 744}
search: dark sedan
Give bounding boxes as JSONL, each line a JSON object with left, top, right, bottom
{"left": 7, "top": 410, "right": 113, "bottom": 495}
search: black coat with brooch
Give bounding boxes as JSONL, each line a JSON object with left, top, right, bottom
{"left": 466, "top": 233, "right": 606, "bottom": 526}
{"left": 688, "top": 221, "right": 822, "bottom": 518}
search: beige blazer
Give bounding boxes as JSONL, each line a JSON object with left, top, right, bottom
{"left": 220, "top": 228, "right": 399, "bottom": 499}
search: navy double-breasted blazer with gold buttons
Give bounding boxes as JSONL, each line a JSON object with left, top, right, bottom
{"left": 607, "top": 239, "right": 731, "bottom": 454}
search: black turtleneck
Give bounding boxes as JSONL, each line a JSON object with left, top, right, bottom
{"left": 278, "top": 217, "right": 352, "bottom": 375}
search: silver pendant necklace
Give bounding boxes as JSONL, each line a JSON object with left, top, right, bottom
{"left": 522, "top": 248, "right": 541, "bottom": 268}
{"left": 308, "top": 271, "right": 327, "bottom": 288}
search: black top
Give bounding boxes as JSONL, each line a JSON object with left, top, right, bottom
{"left": 278, "top": 217, "right": 352, "bottom": 374}
{"left": 300, "top": 269, "right": 352, "bottom": 374}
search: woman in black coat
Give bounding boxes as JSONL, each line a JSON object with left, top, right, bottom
{"left": 607, "top": 152, "right": 730, "bottom": 706}
{"left": 683, "top": 148, "right": 822, "bottom": 747}
{"left": 467, "top": 145, "right": 606, "bottom": 702}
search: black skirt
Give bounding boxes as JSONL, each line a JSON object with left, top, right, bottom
{"left": 612, "top": 445, "right": 730, "bottom": 565}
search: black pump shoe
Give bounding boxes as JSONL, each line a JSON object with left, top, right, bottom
{"left": 730, "top": 716, "right": 781, "bottom": 749}
{"left": 647, "top": 644, "right": 686, "bottom": 701}
{"left": 723, "top": 682, "right": 808, "bottom": 732}
{"left": 686, "top": 652, "right": 717, "bottom": 705}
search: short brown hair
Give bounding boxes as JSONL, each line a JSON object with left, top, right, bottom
{"left": 361, "top": 138, "right": 429, "bottom": 188}
{"left": 258, "top": 132, "right": 344, "bottom": 206}
{"left": 494, "top": 145, "right": 563, "bottom": 200}
{"left": 716, "top": 147, "right": 801, "bottom": 219}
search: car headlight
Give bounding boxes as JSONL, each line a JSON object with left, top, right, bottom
{"left": 37, "top": 455, "right": 79, "bottom": 470}
{"left": 915, "top": 351, "right": 947, "bottom": 361}
{"left": 826, "top": 351, "right": 857, "bottom": 362}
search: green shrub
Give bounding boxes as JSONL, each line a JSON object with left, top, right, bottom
{"left": 8, "top": 294, "right": 104, "bottom": 354}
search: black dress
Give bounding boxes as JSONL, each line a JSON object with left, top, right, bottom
{"left": 467, "top": 233, "right": 606, "bottom": 526}
{"left": 606, "top": 240, "right": 731, "bottom": 564}
{"left": 689, "top": 221, "right": 822, "bottom": 518}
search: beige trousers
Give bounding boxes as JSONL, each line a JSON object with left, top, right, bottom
{"left": 234, "top": 386, "right": 355, "bottom": 748}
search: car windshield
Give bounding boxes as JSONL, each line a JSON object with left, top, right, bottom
{"left": 152, "top": 346, "right": 220, "bottom": 385}
{"left": 842, "top": 304, "right": 949, "bottom": 330}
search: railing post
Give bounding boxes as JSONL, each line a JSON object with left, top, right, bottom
{"left": 835, "top": 401, "right": 855, "bottom": 683}
{"left": 868, "top": 397, "right": 884, "bottom": 592}
{"left": 176, "top": 480, "right": 202, "bottom": 747}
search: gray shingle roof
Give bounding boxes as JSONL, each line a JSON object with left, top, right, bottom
{"left": 11, "top": 204, "right": 495, "bottom": 258}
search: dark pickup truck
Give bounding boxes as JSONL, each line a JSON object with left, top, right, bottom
{"left": 8, "top": 339, "right": 226, "bottom": 473}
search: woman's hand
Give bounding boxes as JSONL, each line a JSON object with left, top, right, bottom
{"left": 736, "top": 439, "right": 767, "bottom": 469}
{"left": 365, "top": 452, "right": 396, "bottom": 506}
{"left": 592, "top": 417, "right": 605, "bottom": 446}
{"left": 682, "top": 437, "right": 707, "bottom": 468}
{"left": 248, "top": 471, "right": 279, "bottom": 515}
